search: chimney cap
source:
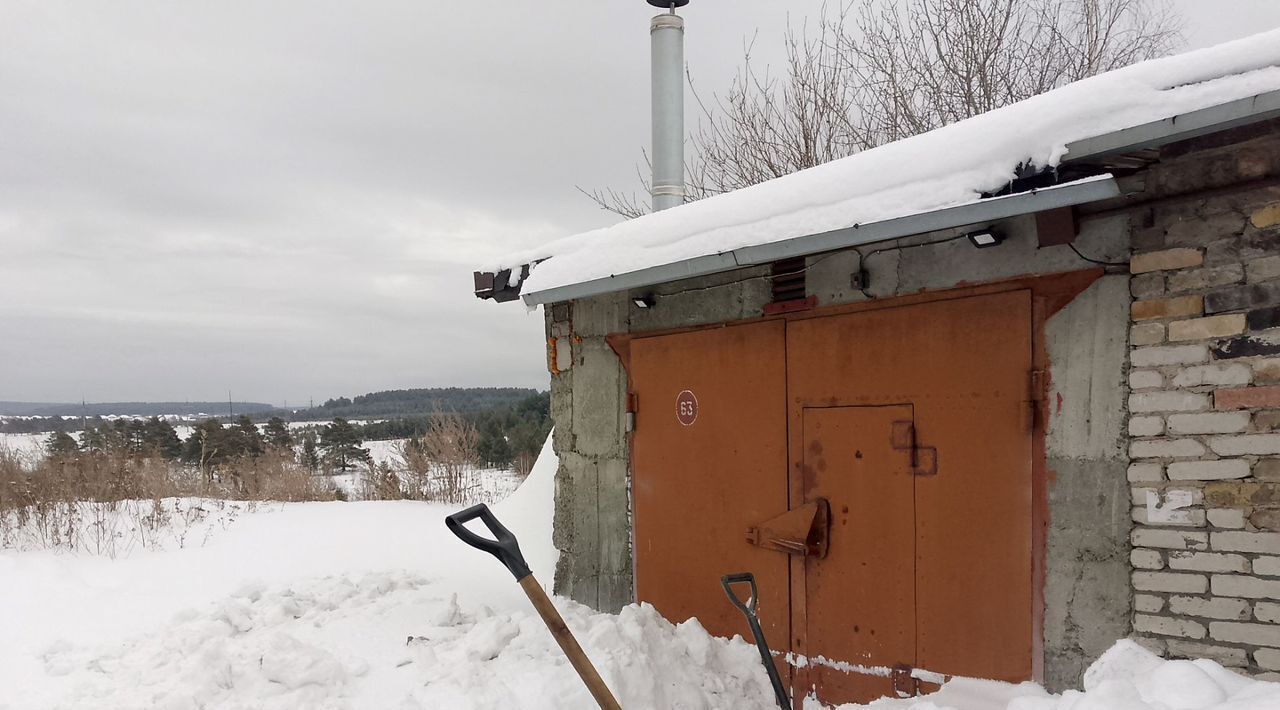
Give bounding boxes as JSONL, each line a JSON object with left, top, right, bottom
{"left": 647, "top": 0, "right": 689, "bottom": 7}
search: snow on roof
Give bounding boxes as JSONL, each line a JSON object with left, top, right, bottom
{"left": 495, "top": 28, "right": 1280, "bottom": 300}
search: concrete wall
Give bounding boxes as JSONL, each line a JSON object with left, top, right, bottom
{"left": 1043, "top": 274, "right": 1132, "bottom": 689}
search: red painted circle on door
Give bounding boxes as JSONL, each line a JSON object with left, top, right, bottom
{"left": 676, "top": 390, "right": 699, "bottom": 426}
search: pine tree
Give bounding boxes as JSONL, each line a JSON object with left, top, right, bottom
{"left": 233, "top": 415, "right": 264, "bottom": 458}
{"left": 79, "top": 426, "right": 106, "bottom": 454}
{"left": 45, "top": 430, "right": 80, "bottom": 458}
{"left": 142, "top": 417, "right": 183, "bottom": 459}
{"left": 264, "top": 417, "right": 293, "bottom": 449}
{"left": 184, "top": 419, "right": 228, "bottom": 472}
{"left": 320, "top": 418, "right": 369, "bottom": 472}
{"left": 300, "top": 431, "right": 321, "bottom": 473}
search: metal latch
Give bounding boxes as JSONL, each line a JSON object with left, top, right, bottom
{"left": 891, "top": 421, "right": 938, "bottom": 476}
{"left": 745, "top": 499, "right": 831, "bottom": 558}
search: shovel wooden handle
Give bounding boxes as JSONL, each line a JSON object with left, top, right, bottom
{"left": 519, "top": 575, "right": 622, "bottom": 710}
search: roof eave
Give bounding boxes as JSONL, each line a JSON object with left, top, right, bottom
{"left": 518, "top": 174, "right": 1120, "bottom": 306}
{"left": 1062, "top": 88, "right": 1280, "bottom": 163}
{"left": 477, "top": 88, "right": 1280, "bottom": 308}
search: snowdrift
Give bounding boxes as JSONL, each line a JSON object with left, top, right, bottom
{"left": 3, "top": 433, "right": 1279, "bottom": 709}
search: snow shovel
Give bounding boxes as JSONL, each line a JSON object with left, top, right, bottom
{"left": 446, "top": 504, "right": 621, "bottom": 710}
{"left": 722, "top": 572, "right": 790, "bottom": 710}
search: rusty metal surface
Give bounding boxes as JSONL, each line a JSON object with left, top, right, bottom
{"left": 787, "top": 290, "right": 1035, "bottom": 691}
{"left": 630, "top": 321, "right": 791, "bottom": 648}
{"left": 746, "top": 499, "right": 830, "bottom": 559}
{"left": 800, "top": 405, "right": 917, "bottom": 705}
{"left": 629, "top": 289, "right": 1034, "bottom": 707}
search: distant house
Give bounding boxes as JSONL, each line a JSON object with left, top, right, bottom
{"left": 476, "top": 30, "right": 1280, "bottom": 705}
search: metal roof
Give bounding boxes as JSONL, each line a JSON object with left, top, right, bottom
{"left": 474, "top": 88, "right": 1280, "bottom": 307}
{"left": 519, "top": 175, "right": 1120, "bottom": 306}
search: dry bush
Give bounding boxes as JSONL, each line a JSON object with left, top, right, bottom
{"left": 382, "top": 414, "right": 482, "bottom": 503}
{"left": 0, "top": 443, "right": 339, "bottom": 555}
{"left": 360, "top": 459, "right": 405, "bottom": 502}
{"left": 419, "top": 414, "right": 481, "bottom": 504}
{"left": 513, "top": 450, "right": 536, "bottom": 479}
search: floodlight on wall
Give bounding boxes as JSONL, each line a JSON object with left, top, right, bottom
{"left": 633, "top": 294, "right": 656, "bottom": 309}
{"left": 967, "top": 230, "right": 1003, "bottom": 249}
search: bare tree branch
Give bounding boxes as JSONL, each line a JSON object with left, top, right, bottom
{"left": 587, "top": 0, "right": 1183, "bottom": 218}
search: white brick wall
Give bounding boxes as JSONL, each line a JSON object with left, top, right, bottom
{"left": 1134, "top": 571, "right": 1209, "bottom": 594}
{"left": 1136, "top": 613, "right": 1207, "bottom": 639}
{"left": 1129, "top": 391, "right": 1210, "bottom": 413}
{"left": 1211, "top": 575, "right": 1280, "bottom": 599}
{"left": 1131, "top": 439, "right": 1207, "bottom": 459}
{"left": 1126, "top": 195, "right": 1280, "bottom": 678}
{"left": 1168, "top": 551, "right": 1249, "bottom": 573}
{"left": 1166, "top": 412, "right": 1250, "bottom": 435}
{"left": 1168, "top": 595, "right": 1251, "bottom": 620}
{"left": 1167, "top": 459, "right": 1250, "bottom": 481}
{"left": 1208, "top": 435, "right": 1280, "bottom": 456}
{"left": 1210, "top": 622, "right": 1280, "bottom": 647}
{"left": 1131, "top": 344, "right": 1209, "bottom": 367}
{"left": 1213, "top": 532, "right": 1280, "bottom": 554}
{"left": 1171, "top": 364, "right": 1252, "bottom": 387}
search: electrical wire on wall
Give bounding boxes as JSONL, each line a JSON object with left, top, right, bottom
{"left": 1066, "top": 243, "right": 1129, "bottom": 267}
{"left": 639, "top": 229, "right": 1127, "bottom": 304}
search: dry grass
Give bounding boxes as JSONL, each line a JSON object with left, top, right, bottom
{"left": 0, "top": 444, "right": 339, "bottom": 555}
{"left": 385, "top": 414, "right": 483, "bottom": 504}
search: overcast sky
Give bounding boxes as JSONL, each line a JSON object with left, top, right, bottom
{"left": 2, "top": 1, "right": 1279, "bottom": 405}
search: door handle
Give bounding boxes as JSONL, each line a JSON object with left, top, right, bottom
{"left": 745, "top": 498, "right": 831, "bottom": 558}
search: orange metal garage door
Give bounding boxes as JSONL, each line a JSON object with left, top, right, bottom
{"left": 630, "top": 289, "right": 1034, "bottom": 707}
{"left": 630, "top": 321, "right": 790, "bottom": 647}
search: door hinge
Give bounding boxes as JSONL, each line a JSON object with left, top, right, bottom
{"left": 891, "top": 664, "right": 919, "bottom": 698}
{"left": 625, "top": 393, "right": 637, "bottom": 433}
{"left": 890, "top": 421, "right": 938, "bottom": 476}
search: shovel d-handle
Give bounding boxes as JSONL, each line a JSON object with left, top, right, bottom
{"left": 722, "top": 572, "right": 790, "bottom": 710}
{"left": 446, "top": 504, "right": 621, "bottom": 710}
{"left": 721, "top": 573, "right": 760, "bottom": 616}
{"left": 445, "top": 503, "right": 532, "bottom": 581}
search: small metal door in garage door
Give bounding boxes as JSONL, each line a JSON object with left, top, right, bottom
{"left": 630, "top": 321, "right": 790, "bottom": 648}
{"left": 630, "top": 289, "right": 1034, "bottom": 707}
{"left": 799, "top": 405, "right": 916, "bottom": 703}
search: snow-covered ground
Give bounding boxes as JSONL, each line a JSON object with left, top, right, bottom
{"left": 0, "top": 431, "right": 47, "bottom": 465}
{"left": 3, "top": 435, "right": 1278, "bottom": 709}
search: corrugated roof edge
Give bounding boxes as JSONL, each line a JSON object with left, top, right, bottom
{"left": 475, "top": 87, "right": 1280, "bottom": 307}
{"left": 518, "top": 175, "right": 1119, "bottom": 306}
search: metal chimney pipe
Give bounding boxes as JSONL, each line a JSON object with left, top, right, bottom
{"left": 649, "top": 2, "right": 687, "bottom": 212}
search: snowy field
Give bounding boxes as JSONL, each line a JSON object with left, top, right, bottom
{"left": 0, "top": 431, "right": 46, "bottom": 465}
{"left": 2, "top": 436, "right": 1279, "bottom": 708}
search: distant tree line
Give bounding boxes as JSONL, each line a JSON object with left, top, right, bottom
{"left": 343, "top": 391, "right": 550, "bottom": 471}
{"left": 297, "top": 387, "right": 539, "bottom": 420}
{"left": 44, "top": 415, "right": 371, "bottom": 478}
